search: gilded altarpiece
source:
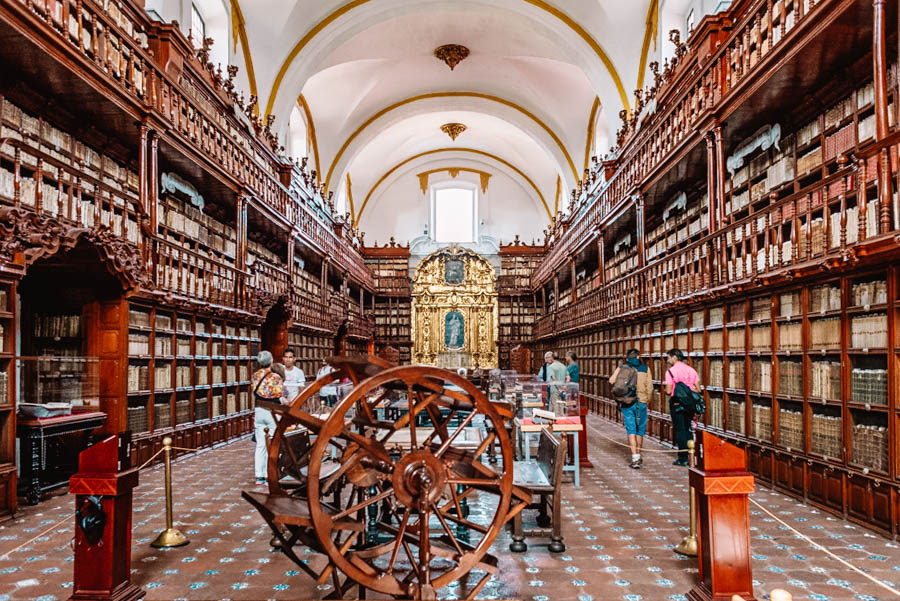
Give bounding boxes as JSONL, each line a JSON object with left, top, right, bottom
{"left": 411, "top": 247, "right": 498, "bottom": 368}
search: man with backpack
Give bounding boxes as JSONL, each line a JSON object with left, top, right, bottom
{"left": 609, "top": 349, "right": 652, "bottom": 469}
{"left": 665, "top": 348, "right": 702, "bottom": 466}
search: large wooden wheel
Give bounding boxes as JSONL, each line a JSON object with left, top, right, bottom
{"left": 247, "top": 358, "right": 527, "bottom": 600}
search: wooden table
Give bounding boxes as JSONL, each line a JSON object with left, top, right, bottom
{"left": 384, "top": 427, "right": 484, "bottom": 451}
{"left": 17, "top": 411, "right": 107, "bottom": 504}
{"left": 514, "top": 417, "right": 582, "bottom": 488}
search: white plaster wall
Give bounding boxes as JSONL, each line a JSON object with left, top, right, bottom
{"left": 360, "top": 160, "right": 546, "bottom": 247}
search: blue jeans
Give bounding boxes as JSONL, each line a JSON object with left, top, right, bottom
{"left": 622, "top": 402, "right": 648, "bottom": 436}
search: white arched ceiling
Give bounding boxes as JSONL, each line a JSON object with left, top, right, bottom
{"left": 347, "top": 111, "right": 557, "bottom": 214}
{"left": 247, "top": 0, "right": 648, "bottom": 121}
{"left": 325, "top": 97, "right": 575, "bottom": 200}
{"left": 360, "top": 155, "right": 547, "bottom": 245}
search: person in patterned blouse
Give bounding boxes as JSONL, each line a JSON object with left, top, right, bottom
{"left": 252, "top": 350, "right": 284, "bottom": 485}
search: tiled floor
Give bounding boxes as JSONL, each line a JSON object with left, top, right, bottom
{"left": 2, "top": 417, "right": 900, "bottom": 600}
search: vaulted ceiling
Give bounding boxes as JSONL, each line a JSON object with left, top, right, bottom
{"left": 229, "top": 0, "right": 660, "bottom": 237}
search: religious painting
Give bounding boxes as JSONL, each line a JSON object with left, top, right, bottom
{"left": 444, "top": 311, "right": 464, "bottom": 350}
{"left": 444, "top": 259, "right": 464, "bottom": 284}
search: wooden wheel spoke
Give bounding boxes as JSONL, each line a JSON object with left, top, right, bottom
{"left": 446, "top": 476, "right": 501, "bottom": 488}
{"left": 387, "top": 507, "right": 411, "bottom": 573}
{"left": 431, "top": 500, "right": 465, "bottom": 558}
{"left": 332, "top": 486, "right": 394, "bottom": 521}
{"left": 434, "top": 409, "right": 478, "bottom": 458}
{"left": 433, "top": 505, "right": 489, "bottom": 534}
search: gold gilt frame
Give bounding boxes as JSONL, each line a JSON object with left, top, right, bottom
{"left": 411, "top": 246, "right": 499, "bottom": 368}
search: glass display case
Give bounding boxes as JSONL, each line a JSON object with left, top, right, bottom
{"left": 16, "top": 356, "right": 100, "bottom": 417}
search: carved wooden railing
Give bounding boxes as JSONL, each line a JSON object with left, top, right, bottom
{"left": 292, "top": 294, "right": 332, "bottom": 332}
{"left": 535, "top": 135, "right": 900, "bottom": 337}
{"left": 151, "top": 236, "right": 250, "bottom": 312}
{"left": 250, "top": 259, "right": 291, "bottom": 300}
{"left": 0, "top": 137, "right": 146, "bottom": 246}
{"left": 533, "top": 0, "right": 835, "bottom": 288}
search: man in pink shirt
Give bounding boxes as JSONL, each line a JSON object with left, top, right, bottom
{"left": 665, "top": 348, "right": 700, "bottom": 466}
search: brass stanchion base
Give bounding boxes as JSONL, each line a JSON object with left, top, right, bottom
{"left": 675, "top": 534, "right": 698, "bottom": 556}
{"left": 150, "top": 527, "right": 189, "bottom": 548}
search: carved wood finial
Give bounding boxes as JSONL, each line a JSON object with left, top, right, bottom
{"left": 433, "top": 44, "right": 470, "bottom": 70}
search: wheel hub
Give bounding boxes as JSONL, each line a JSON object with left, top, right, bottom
{"left": 392, "top": 450, "right": 446, "bottom": 507}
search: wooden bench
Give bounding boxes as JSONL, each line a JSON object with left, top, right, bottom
{"left": 509, "top": 428, "right": 566, "bottom": 553}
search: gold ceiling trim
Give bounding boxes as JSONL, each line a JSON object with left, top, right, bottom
{"left": 324, "top": 91, "right": 577, "bottom": 192}
{"left": 434, "top": 44, "right": 470, "bottom": 70}
{"left": 440, "top": 122, "right": 467, "bottom": 140}
{"left": 297, "top": 93, "right": 322, "bottom": 186}
{"left": 230, "top": 0, "right": 258, "bottom": 107}
{"left": 263, "top": 0, "right": 630, "bottom": 119}
{"left": 346, "top": 172, "right": 356, "bottom": 222}
{"left": 553, "top": 174, "right": 561, "bottom": 216}
{"left": 354, "top": 147, "right": 551, "bottom": 227}
{"left": 416, "top": 167, "right": 492, "bottom": 194}
{"left": 636, "top": 0, "right": 659, "bottom": 95}
{"left": 583, "top": 96, "right": 601, "bottom": 173}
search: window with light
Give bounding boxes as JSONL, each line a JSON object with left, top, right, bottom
{"left": 191, "top": 3, "right": 206, "bottom": 46}
{"left": 433, "top": 186, "right": 476, "bottom": 243}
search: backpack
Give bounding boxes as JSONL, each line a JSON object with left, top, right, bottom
{"left": 673, "top": 381, "right": 706, "bottom": 415}
{"left": 612, "top": 365, "right": 638, "bottom": 406}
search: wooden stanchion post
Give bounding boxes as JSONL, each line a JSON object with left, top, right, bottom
{"left": 688, "top": 431, "right": 756, "bottom": 601}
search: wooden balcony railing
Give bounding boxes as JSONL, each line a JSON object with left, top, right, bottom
{"left": 151, "top": 236, "right": 250, "bottom": 312}
{"left": 535, "top": 134, "right": 900, "bottom": 337}
{"left": 250, "top": 259, "right": 291, "bottom": 300}
{"left": 533, "top": 0, "right": 836, "bottom": 288}
{"left": 0, "top": 137, "right": 146, "bottom": 247}
{"left": 292, "top": 294, "right": 331, "bottom": 333}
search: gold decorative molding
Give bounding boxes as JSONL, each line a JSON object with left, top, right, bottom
{"left": 354, "top": 147, "right": 551, "bottom": 227}
{"left": 583, "top": 96, "right": 601, "bottom": 173}
{"left": 230, "top": 0, "right": 258, "bottom": 105}
{"left": 324, "top": 91, "right": 578, "bottom": 191}
{"left": 263, "top": 0, "right": 630, "bottom": 119}
{"left": 346, "top": 172, "right": 356, "bottom": 222}
{"left": 416, "top": 167, "right": 491, "bottom": 194}
{"left": 553, "top": 174, "right": 561, "bottom": 215}
{"left": 636, "top": 0, "right": 660, "bottom": 94}
{"left": 411, "top": 246, "right": 498, "bottom": 369}
{"left": 440, "top": 122, "right": 467, "bottom": 141}
{"left": 434, "top": 44, "right": 470, "bottom": 70}
{"left": 297, "top": 93, "right": 321, "bottom": 185}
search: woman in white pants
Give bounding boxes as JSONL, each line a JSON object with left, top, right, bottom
{"left": 251, "top": 350, "right": 284, "bottom": 486}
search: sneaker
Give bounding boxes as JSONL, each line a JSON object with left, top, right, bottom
{"left": 255, "top": 477, "right": 267, "bottom": 486}
{"left": 630, "top": 460, "right": 641, "bottom": 469}
{"left": 637, "top": 456, "right": 643, "bottom": 466}
{"left": 672, "top": 459, "right": 689, "bottom": 466}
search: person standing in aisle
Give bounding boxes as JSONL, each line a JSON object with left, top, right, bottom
{"left": 251, "top": 350, "right": 284, "bottom": 486}
{"left": 317, "top": 359, "right": 339, "bottom": 408}
{"left": 609, "top": 349, "right": 652, "bottom": 468}
{"left": 665, "top": 348, "right": 700, "bottom": 466}
{"left": 281, "top": 347, "right": 306, "bottom": 405}
{"left": 537, "top": 351, "right": 567, "bottom": 405}
{"left": 565, "top": 351, "right": 580, "bottom": 384}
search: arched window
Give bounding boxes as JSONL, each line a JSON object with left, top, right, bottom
{"left": 431, "top": 182, "right": 477, "bottom": 243}
{"left": 288, "top": 105, "right": 309, "bottom": 160}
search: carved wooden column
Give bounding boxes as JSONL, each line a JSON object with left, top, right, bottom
{"left": 569, "top": 256, "right": 577, "bottom": 303}
{"left": 148, "top": 132, "right": 159, "bottom": 234}
{"left": 874, "top": 0, "right": 893, "bottom": 233}
{"left": 553, "top": 273, "right": 560, "bottom": 313}
{"left": 635, "top": 194, "right": 646, "bottom": 267}
{"left": 597, "top": 235, "right": 605, "bottom": 285}
{"left": 138, "top": 125, "right": 150, "bottom": 260}
{"left": 235, "top": 194, "right": 248, "bottom": 272}
{"left": 705, "top": 133, "right": 718, "bottom": 234}
{"left": 321, "top": 258, "right": 330, "bottom": 307}
{"left": 713, "top": 125, "right": 728, "bottom": 275}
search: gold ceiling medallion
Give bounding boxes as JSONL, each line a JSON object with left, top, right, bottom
{"left": 433, "top": 44, "right": 470, "bottom": 70}
{"left": 440, "top": 122, "right": 467, "bottom": 141}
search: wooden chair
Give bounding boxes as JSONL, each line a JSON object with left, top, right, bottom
{"left": 509, "top": 428, "right": 566, "bottom": 552}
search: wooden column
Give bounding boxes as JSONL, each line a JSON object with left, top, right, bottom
{"left": 705, "top": 133, "right": 718, "bottom": 234}
{"left": 235, "top": 194, "right": 248, "bottom": 272}
{"left": 635, "top": 194, "right": 646, "bottom": 267}
{"left": 553, "top": 273, "right": 560, "bottom": 312}
{"left": 713, "top": 125, "right": 727, "bottom": 228}
{"left": 570, "top": 256, "right": 577, "bottom": 303}
{"left": 688, "top": 431, "right": 756, "bottom": 601}
{"left": 874, "top": 0, "right": 893, "bottom": 233}
{"left": 321, "top": 258, "right": 330, "bottom": 306}
{"left": 138, "top": 125, "right": 149, "bottom": 260}
{"left": 148, "top": 133, "right": 159, "bottom": 234}
{"left": 597, "top": 236, "right": 605, "bottom": 285}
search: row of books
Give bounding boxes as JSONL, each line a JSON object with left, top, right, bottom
{"left": 811, "top": 285, "right": 842, "bottom": 313}
{"left": 155, "top": 337, "right": 172, "bottom": 356}
{"left": 33, "top": 314, "right": 80, "bottom": 338}
{"left": 779, "top": 361, "right": 803, "bottom": 396}
{"left": 127, "top": 364, "right": 150, "bottom": 393}
{"left": 708, "top": 394, "right": 724, "bottom": 429}
{"left": 810, "top": 361, "right": 842, "bottom": 400}
{"left": 155, "top": 365, "right": 171, "bottom": 390}
{"left": 160, "top": 197, "right": 237, "bottom": 258}
{"left": 851, "top": 423, "right": 889, "bottom": 472}
{"left": 779, "top": 407, "right": 804, "bottom": 450}
{"left": 728, "top": 400, "right": 746, "bottom": 435}
{"left": 750, "top": 403, "right": 773, "bottom": 442}
{"left": 811, "top": 413, "right": 842, "bottom": 458}
{"left": 851, "top": 368, "right": 888, "bottom": 405}
{"left": 849, "top": 313, "right": 888, "bottom": 349}
{"left": 128, "top": 333, "right": 150, "bottom": 356}
{"left": 810, "top": 317, "right": 841, "bottom": 350}
{"left": 779, "top": 322, "right": 802, "bottom": 350}
{"left": 851, "top": 280, "right": 888, "bottom": 307}
{"left": 750, "top": 360, "right": 773, "bottom": 393}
